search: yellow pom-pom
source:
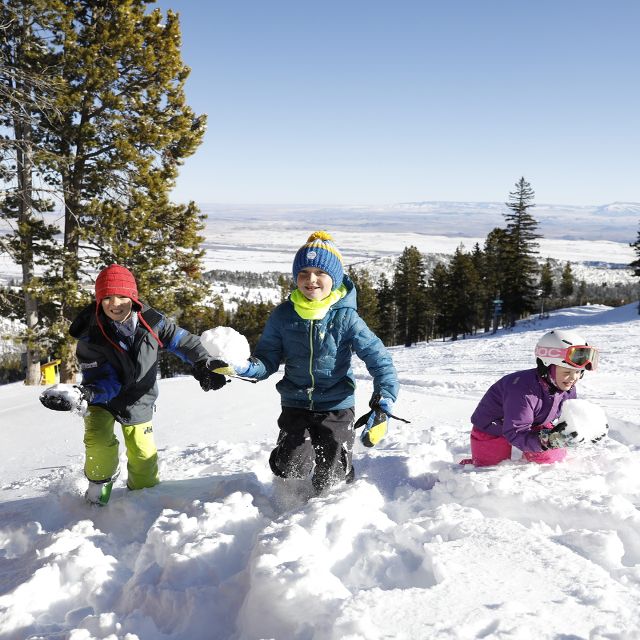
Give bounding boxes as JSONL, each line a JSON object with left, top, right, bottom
{"left": 307, "top": 230, "right": 333, "bottom": 242}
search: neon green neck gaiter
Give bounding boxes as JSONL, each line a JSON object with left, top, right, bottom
{"left": 290, "top": 285, "right": 347, "bottom": 320}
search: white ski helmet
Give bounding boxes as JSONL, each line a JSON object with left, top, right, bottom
{"left": 534, "top": 329, "right": 599, "bottom": 371}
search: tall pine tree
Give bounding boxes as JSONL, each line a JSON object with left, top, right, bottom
{"left": 0, "top": 0, "right": 61, "bottom": 384}
{"left": 445, "top": 246, "right": 481, "bottom": 340}
{"left": 501, "top": 177, "right": 541, "bottom": 326}
{"left": 348, "top": 266, "right": 380, "bottom": 334}
{"left": 393, "top": 246, "right": 427, "bottom": 346}
{"left": 631, "top": 226, "right": 640, "bottom": 314}
{"left": 33, "top": 1, "right": 208, "bottom": 381}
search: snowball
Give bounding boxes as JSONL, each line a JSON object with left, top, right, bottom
{"left": 200, "top": 327, "right": 251, "bottom": 367}
{"left": 558, "top": 399, "right": 609, "bottom": 442}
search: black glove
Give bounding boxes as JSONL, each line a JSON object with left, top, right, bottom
{"left": 40, "top": 384, "right": 94, "bottom": 415}
{"left": 539, "top": 419, "right": 608, "bottom": 450}
{"left": 539, "top": 421, "right": 581, "bottom": 449}
{"left": 193, "top": 359, "right": 227, "bottom": 391}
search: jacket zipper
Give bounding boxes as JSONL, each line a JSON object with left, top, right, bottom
{"left": 307, "top": 320, "right": 315, "bottom": 409}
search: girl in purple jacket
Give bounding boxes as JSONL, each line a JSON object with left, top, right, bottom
{"left": 463, "top": 329, "right": 599, "bottom": 466}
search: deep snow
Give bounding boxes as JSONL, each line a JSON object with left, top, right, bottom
{"left": 1, "top": 302, "right": 640, "bottom": 639}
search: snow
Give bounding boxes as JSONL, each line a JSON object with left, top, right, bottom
{"left": 1, "top": 303, "right": 640, "bottom": 639}
{"left": 199, "top": 327, "right": 250, "bottom": 369}
{"left": 559, "top": 399, "right": 609, "bottom": 443}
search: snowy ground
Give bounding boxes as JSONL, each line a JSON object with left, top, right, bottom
{"left": 1, "top": 302, "right": 639, "bottom": 639}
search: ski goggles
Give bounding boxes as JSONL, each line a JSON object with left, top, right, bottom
{"left": 536, "top": 344, "right": 599, "bottom": 370}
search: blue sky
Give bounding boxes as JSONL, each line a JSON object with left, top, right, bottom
{"left": 155, "top": 0, "right": 640, "bottom": 206}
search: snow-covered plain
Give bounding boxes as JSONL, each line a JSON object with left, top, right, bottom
{"left": 1, "top": 301, "right": 640, "bottom": 639}
{"left": 1, "top": 203, "right": 637, "bottom": 289}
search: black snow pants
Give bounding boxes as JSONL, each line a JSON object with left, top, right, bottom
{"left": 269, "top": 406, "right": 356, "bottom": 492}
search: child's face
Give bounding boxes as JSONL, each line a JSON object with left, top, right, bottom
{"left": 297, "top": 267, "right": 333, "bottom": 301}
{"left": 101, "top": 295, "right": 133, "bottom": 322}
{"left": 554, "top": 365, "right": 582, "bottom": 391}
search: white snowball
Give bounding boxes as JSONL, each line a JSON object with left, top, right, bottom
{"left": 200, "top": 327, "right": 251, "bottom": 367}
{"left": 558, "top": 398, "right": 609, "bottom": 442}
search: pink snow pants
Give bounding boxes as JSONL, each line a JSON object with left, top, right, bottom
{"left": 463, "top": 428, "right": 567, "bottom": 466}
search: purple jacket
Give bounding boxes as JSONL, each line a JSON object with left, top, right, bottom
{"left": 471, "top": 368, "right": 577, "bottom": 452}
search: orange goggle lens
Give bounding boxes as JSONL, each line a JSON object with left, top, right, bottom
{"left": 564, "top": 345, "right": 599, "bottom": 370}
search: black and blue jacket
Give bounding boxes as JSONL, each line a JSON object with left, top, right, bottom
{"left": 69, "top": 302, "right": 209, "bottom": 424}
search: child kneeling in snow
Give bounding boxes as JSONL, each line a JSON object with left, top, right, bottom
{"left": 214, "top": 231, "right": 399, "bottom": 494}
{"left": 462, "top": 329, "right": 603, "bottom": 467}
{"left": 40, "top": 264, "right": 227, "bottom": 505}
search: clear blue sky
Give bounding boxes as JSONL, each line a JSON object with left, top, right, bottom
{"left": 154, "top": 0, "right": 640, "bottom": 206}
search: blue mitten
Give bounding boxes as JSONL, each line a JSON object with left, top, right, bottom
{"left": 234, "top": 358, "right": 261, "bottom": 378}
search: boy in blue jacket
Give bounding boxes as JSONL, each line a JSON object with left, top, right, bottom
{"left": 222, "top": 231, "right": 399, "bottom": 493}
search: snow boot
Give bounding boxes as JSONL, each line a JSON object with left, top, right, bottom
{"left": 85, "top": 467, "right": 120, "bottom": 506}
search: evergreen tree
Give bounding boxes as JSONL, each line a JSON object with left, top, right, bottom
{"left": 501, "top": 177, "right": 541, "bottom": 326}
{"left": 480, "top": 228, "right": 510, "bottom": 332}
{"left": 348, "top": 266, "right": 380, "bottom": 334}
{"left": 470, "top": 242, "right": 490, "bottom": 332}
{"left": 576, "top": 279, "right": 587, "bottom": 306}
{"left": 376, "top": 272, "right": 396, "bottom": 346}
{"left": 631, "top": 227, "right": 640, "bottom": 277}
{"left": 539, "top": 259, "right": 555, "bottom": 299}
{"left": 0, "top": 1, "right": 61, "bottom": 383}
{"left": 560, "top": 262, "right": 575, "bottom": 301}
{"left": 631, "top": 227, "right": 640, "bottom": 314}
{"left": 34, "top": 1, "right": 207, "bottom": 381}
{"left": 537, "top": 258, "right": 554, "bottom": 317}
{"left": 277, "top": 274, "right": 294, "bottom": 302}
{"left": 393, "top": 246, "right": 427, "bottom": 346}
{"left": 427, "top": 263, "right": 449, "bottom": 340}
{"left": 446, "top": 246, "right": 481, "bottom": 339}
{"left": 230, "top": 300, "right": 276, "bottom": 350}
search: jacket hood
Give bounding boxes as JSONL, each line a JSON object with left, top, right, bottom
{"left": 333, "top": 275, "right": 357, "bottom": 310}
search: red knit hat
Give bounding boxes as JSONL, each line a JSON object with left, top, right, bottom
{"left": 94, "top": 264, "right": 163, "bottom": 350}
{"left": 95, "top": 264, "right": 139, "bottom": 304}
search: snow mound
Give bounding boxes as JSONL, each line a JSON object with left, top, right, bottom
{"left": 559, "top": 398, "right": 609, "bottom": 442}
{"left": 200, "top": 327, "right": 251, "bottom": 367}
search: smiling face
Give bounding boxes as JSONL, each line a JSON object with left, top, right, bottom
{"left": 554, "top": 364, "right": 582, "bottom": 391}
{"left": 101, "top": 295, "right": 133, "bottom": 322}
{"left": 296, "top": 267, "right": 333, "bottom": 301}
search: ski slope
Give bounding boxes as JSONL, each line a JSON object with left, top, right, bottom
{"left": 1, "top": 303, "right": 639, "bottom": 639}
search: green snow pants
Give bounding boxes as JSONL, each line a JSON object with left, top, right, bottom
{"left": 83, "top": 406, "right": 159, "bottom": 490}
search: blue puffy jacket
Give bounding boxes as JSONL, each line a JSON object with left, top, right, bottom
{"left": 251, "top": 277, "right": 399, "bottom": 411}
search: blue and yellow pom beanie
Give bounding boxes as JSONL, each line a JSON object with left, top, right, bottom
{"left": 292, "top": 231, "right": 344, "bottom": 290}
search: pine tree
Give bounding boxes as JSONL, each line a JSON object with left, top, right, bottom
{"left": 427, "top": 262, "right": 449, "bottom": 340}
{"left": 560, "top": 262, "right": 575, "bottom": 301}
{"left": 230, "top": 300, "right": 276, "bottom": 350}
{"left": 348, "top": 266, "right": 380, "bottom": 334}
{"left": 539, "top": 259, "right": 555, "bottom": 298}
{"left": 376, "top": 272, "right": 396, "bottom": 346}
{"left": 0, "top": 1, "right": 61, "bottom": 383}
{"left": 631, "top": 227, "right": 640, "bottom": 277}
{"left": 501, "top": 177, "right": 541, "bottom": 326}
{"left": 479, "top": 228, "right": 510, "bottom": 332}
{"left": 393, "top": 246, "right": 427, "bottom": 346}
{"left": 537, "top": 258, "right": 554, "bottom": 317}
{"left": 630, "top": 227, "right": 640, "bottom": 314}
{"left": 446, "top": 246, "right": 481, "bottom": 340}
{"left": 33, "top": 2, "right": 208, "bottom": 381}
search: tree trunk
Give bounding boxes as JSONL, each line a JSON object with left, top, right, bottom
{"left": 14, "top": 65, "right": 41, "bottom": 385}
{"left": 59, "top": 169, "right": 81, "bottom": 384}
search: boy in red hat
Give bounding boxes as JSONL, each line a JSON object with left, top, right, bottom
{"left": 40, "top": 264, "right": 226, "bottom": 505}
